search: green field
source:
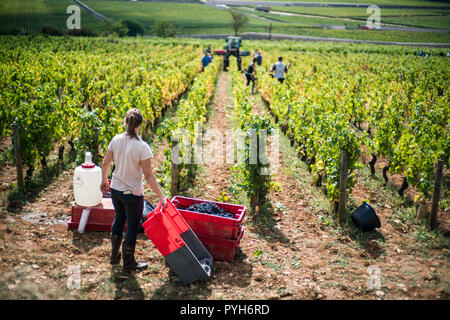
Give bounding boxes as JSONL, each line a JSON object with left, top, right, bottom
{"left": 269, "top": 6, "right": 450, "bottom": 18}
{"left": 0, "top": 0, "right": 101, "bottom": 33}
{"left": 243, "top": 26, "right": 450, "bottom": 43}
{"left": 83, "top": 0, "right": 268, "bottom": 34}
{"left": 382, "top": 15, "right": 450, "bottom": 29}
{"left": 255, "top": 0, "right": 450, "bottom": 6}
{"left": 239, "top": 7, "right": 361, "bottom": 28}
{"left": 0, "top": 0, "right": 449, "bottom": 43}
{"left": 288, "top": 28, "right": 450, "bottom": 43}
{"left": 253, "top": 6, "right": 450, "bottom": 29}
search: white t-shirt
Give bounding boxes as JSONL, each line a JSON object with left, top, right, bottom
{"left": 273, "top": 61, "right": 287, "bottom": 79}
{"left": 108, "top": 133, "right": 153, "bottom": 196}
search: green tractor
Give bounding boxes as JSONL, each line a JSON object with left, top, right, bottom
{"left": 214, "top": 36, "right": 250, "bottom": 71}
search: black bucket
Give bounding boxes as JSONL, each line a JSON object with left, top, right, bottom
{"left": 351, "top": 201, "right": 381, "bottom": 232}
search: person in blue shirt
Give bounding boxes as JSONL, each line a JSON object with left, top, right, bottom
{"left": 201, "top": 52, "right": 212, "bottom": 71}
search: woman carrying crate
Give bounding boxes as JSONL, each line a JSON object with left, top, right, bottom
{"left": 101, "top": 108, "right": 166, "bottom": 271}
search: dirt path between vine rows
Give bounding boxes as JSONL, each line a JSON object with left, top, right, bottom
{"left": 196, "top": 72, "right": 234, "bottom": 201}
{"left": 0, "top": 71, "right": 448, "bottom": 300}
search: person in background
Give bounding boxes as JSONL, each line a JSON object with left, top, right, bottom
{"left": 201, "top": 51, "right": 212, "bottom": 71}
{"left": 101, "top": 108, "right": 166, "bottom": 272}
{"left": 245, "top": 57, "right": 257, "bottom": 93}
{"left": 237, "top": 55, "right": 242, "bottom": 72}
{"left": 230, "top": 39, "right": 238, "bottom": 51}
{"left": 271, "top": 56, "right": 291, "bottom": 84}
{"left": 254, "top": 50, "right": 263, "bottom": 66}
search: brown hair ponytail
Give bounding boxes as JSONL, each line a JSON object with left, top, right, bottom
{"left": 124, "top": 108, "right": 143, "bottom": 139}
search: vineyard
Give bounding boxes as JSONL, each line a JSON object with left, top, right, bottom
{"left": 257, "top": 47, "right": 449, "bottom": 207}
{"left": 0, "top": 36, "right": 204, "bottom": 173}
{"left": 0, "top": 35, "right": 449, "bottom": 301}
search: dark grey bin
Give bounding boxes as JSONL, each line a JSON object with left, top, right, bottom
{"left": 165, "top": 229, "right": 213, "bottom": 285}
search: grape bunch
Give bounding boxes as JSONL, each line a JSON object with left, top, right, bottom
{"left": 186, "top": 202, "right": 234, "bottom": 218}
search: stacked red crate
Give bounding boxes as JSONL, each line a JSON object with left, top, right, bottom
{"left": 142, "top": 199, "right": 212, "bottom": 285}
{"left": 68, "top": 197, "right": 123, "bottom": 232}
{"left": 171, "top": 196, "right": 246, "bottom": 262}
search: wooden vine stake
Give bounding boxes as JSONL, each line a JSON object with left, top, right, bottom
{"left": 268, "top": 23, "right": 272, "bottom": 41}
{"left": 338, "top": 149, "right": 348, "bottom": 223}
{"left": 12, "top": 124, "right": 24, "bottom": 194}
{"left": 170, "top": 138, "right": 179, "bottom": 198}
{"left": 428, "top": 159, "right": 444, "bottom": 230}
{"left": 57, "top": 87, "right": 65, "bottom": 163}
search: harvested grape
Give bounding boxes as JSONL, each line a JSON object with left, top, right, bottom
{"left": 186, "top": 202, "right": 234, "bottom": 218}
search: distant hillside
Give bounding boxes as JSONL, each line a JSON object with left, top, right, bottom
{"left": 0, "top": 0, "right": 449, "bottom": 43}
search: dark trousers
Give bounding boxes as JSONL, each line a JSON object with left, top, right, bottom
{"left": 110, "top": 188, "right": 144, "bottom": 246}
{"left": 246, "top": 73, "right": 255, "bottom": 92}
{"left": 277, "top": 78, "right": 285, "bottom": 84}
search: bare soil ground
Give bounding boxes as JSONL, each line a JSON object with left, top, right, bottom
{"left": 195, "top": 72, "right": 234, "bottom": 201}
{"left": 0, "top": 72, "right": 448, "bottom": 300}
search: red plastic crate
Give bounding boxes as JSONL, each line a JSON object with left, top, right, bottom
{"left": 68, "top": 197, "right": 127, "bottom": 232}
{"left": 171, "top": 196, "right": 246, "bottom": 240}
{"left": 197, "top": 226, "right": 244, "bottom": 262}
{"left": 142, "top": 198, "right": 213, "bottom": 285}
{"left": 142, "top": 202, "right": 188, "bottom": 257}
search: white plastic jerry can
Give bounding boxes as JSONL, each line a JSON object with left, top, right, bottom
{"left": 73, "top": 151, "right": 103, "bottom": 208}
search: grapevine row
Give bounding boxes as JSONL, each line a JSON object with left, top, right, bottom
{"left": 228, "top": 59, "right": 277, "bottom": 215}
{"left": 0, "top": 36, "right": 204, "bottom": 181}
{"left": 256, "top": 48, "right": 448, "bottom": 207}
{"left": 157, "top": 55, "right": 221, "bottom": 192}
